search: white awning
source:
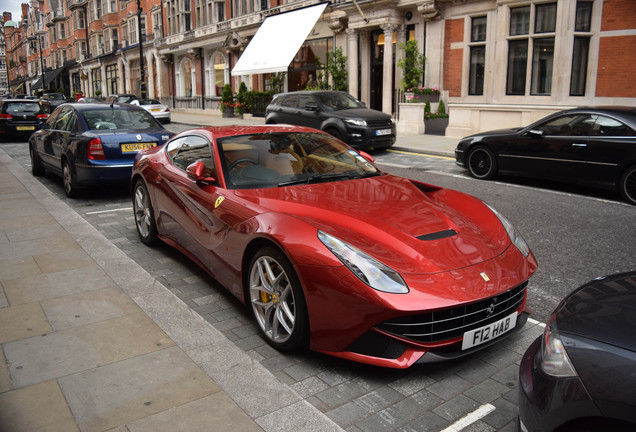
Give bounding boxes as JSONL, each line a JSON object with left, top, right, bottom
{"left": 231, "top": 2, "right": 328, "bottom": 76}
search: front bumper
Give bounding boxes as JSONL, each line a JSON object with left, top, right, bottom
{"left": 345, "top": 125, "right": 396, "bottom": 150}
{"left": 518, "top": 337, "right": 598, "bottom": 432}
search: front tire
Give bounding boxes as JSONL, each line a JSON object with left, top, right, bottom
{"left": 467, "top": 145, "right": 498, "bottom": 180}
{"left": 133, "top": 179, "right": 159, "bottom": 245}
{"left": 248, "top": 247, "right": 309, "bottom": 352}
{"left": 619, "top": 165, "right": 636, "bottom": 205}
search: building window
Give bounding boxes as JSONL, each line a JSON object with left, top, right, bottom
{"left": 570, "top": 1, "right": 593, "bottom": 96}
{"left": 106, "top": 64, "right": 118, "bottom": 94}
{"left": 469, "top": 16, "right": 486, "bottom": 95}
{"left": 91, "top": 67, "right": 102, "bottom": 94}
{"left": 213, "top": 52, "right": 225, "bottom": 96}
{"left": 506, "top": 3, "right": 556, "bottom": 96}
{"left": 216, "top": 2, "right": 225, "bottom": 22}
{"left": 129, "top": 17, "right": 138, "bottom": 44}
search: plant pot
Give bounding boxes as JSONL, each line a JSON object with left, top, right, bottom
{"left": 222, "top": 106, "right": 234, "bottom": 118}
{"left": 405, "top": 92, "right": 440, "bottom": 103}
{"left": 424, "top": 117, "right": 449, "bottom": 135}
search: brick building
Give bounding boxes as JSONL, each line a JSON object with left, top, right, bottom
{"left": 6, "top": 0, "right": 636, "bottom": 136}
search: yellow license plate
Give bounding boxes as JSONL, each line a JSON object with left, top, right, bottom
{"left": 17, "top": 126, "right": 35, "bottom": 131}
{"left": 121, "top": 142, "right": 156, "bottom": 153}
{"left": 151, "top": 108, "right": 161, "bottom": 112}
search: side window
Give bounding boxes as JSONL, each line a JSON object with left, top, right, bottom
{"left": 536, "top": 114, "right": 594, "bottom": 136}
{"left": 298, "top": 94, "right": 315, "bottom": 110}
{"left": 280, "top": 95, "right": 298, "bottom": 108}
{"left": 170, "top": 136, "right": 214, "bottom": 173}
{"left": 54, "top": 108, "right": 74, "bottom": 131}
{"left": 166, "top": 137, "right": 185, "bottom": 162}
{"left": 591, "top": 116, "right": 636, "bottom": 137}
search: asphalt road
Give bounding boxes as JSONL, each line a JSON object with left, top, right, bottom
{"left": 3, "top": 130, "right": 635, "bottom": 431}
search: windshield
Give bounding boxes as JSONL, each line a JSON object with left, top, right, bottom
{"left": 219, "top": 132, "right": 380, "bottom": 189}
{"left": 315, "top": 92, "right": 364, "bottom": 111}
{"left": 81, "top": 108, "right": 160, "bottom": 130}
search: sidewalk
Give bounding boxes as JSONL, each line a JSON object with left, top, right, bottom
{"left": 170, "top": 109, "right": 459, "bottom": 158}
{"left": 0, "top": 151, "right": 342, "bottom": 431}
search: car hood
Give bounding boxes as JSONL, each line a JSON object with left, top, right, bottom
{"left": 463, "top": 127, "right": 524, "bottom": 140}
{"left": 235, "top": 174, "right": 512, "bottom": 274}
{"left": 329, "top": 108, "right": 392, "bottom": 122}
{"left": 557, "top": 272, "right": 636, "bottom": 352}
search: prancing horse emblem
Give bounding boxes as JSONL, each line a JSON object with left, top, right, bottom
{"left": 480, "top": 272, "right": 490, "bottom": 282}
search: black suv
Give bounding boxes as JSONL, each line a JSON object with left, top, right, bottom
{"left": 39, "top": 93, "right": 68, "bottom": 113}
{"left": 265, "top": 91, "right": 395, "bottom": 150}
{"left": 0, "top": 99, "right": 48, "bottom": 141}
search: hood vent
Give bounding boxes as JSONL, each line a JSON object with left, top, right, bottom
{"left": 416, "top": 229, "right": 457, "bottom": 241}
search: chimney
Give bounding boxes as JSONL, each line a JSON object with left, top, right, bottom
{"left": 22, "top": 3, "right": 29, "bottom": 20}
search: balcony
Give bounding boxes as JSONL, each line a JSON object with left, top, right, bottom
{"left": 68, "top": 0, "right": 89, "bottom": 10}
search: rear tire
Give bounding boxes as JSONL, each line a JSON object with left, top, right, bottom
{"left": 62, "top": 160, "right": 78, "bottom": 198}
{"left": 619, "top": 165, "right": 636, "bottom": 205}
{"left": 467, "top": 145, "right": 498, "bottom": 180}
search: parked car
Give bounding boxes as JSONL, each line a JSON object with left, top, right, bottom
{"left": 77, "top": 96, "right": 105, "bottom": 103}
{"left": 518, "top": 271, "right": 636, "bottom": 432}
{"left": 0, "top": 99, "right": 48, "bottom": 141}
{"left": 131, "top": 124, "right": 537, "bottom": 368}
{"left": 454, "top": 107, "right": 636, "bottom": 205}
{"left": 29, "top": 102, "right": 174, "bottom": 197}
{"left": 39, "top": 92, "right": 68, "bottom": 113}
{"left": 265, "top": 91, "right": 396, "bottom": 150}
{"left": 133, "top": 98, "right": 171, "bottom": 123}
{"left": 104, "top": 94, "right": 138, "bottom": 104}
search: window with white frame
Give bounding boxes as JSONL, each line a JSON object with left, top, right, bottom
{"left": 60, "top": 22, "right": 66, "bottom": 39}
{"left": 95, "top": 0, "right": 102, "bottom": 19}
{"left": 570, "top": 1, "right": 592, "bottom": 96}
{"left": 506, "top": 3, "right": 556, "bottom": 96}
{"left": 469, "top": 16, "right": 486, "bottom": 96}
{"left": 216, "top": 1, "right": 225, "bottom": 22}
{"left": 152, "top": 10, "right": 162, "bottom": 37}
{"left": 129, "top": 16, "right": 138, "bottom": 44}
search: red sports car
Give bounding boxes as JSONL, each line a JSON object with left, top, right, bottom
{"left": 131, "top": 125, "right": 537, "bottom": 368}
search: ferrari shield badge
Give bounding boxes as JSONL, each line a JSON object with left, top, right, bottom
{"left": 480, "top": 272, "right": 490, "bottom": 282}
{"left": 215, "top": 196, "right": 225, "bottom": 208}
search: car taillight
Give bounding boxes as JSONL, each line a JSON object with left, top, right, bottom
{"left": 165, "top": 107, "right": 170, "bottom": 112}
{"left": 88, "top": 137, "right": 105, "bottom": 160}
{"left": 37, "top": 113, "right": 49, "bottom": 119}
{"left": 0, "top": 114, "right": 12, "bottom": 119}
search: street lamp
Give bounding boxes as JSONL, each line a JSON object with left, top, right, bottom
{"left": 30, "top": 36, "right": 45, "bottom": 94}
{"left": 137, "top": 0, "right": 147, "bottom": 98}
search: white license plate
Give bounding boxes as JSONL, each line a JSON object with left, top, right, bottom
{"left": 375, "top": 129, "right": 391, "bottom": 136}
{"left": 462, "top": 312, "right": 517, "bottom": 350}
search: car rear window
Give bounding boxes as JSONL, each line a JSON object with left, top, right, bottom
{"left": 48, "top": 94, "right": 66, "bottom": 100}
{"left": 82, "top": 108, "right": 159, "bottom": 130}
{"left": 4, "top": 102, "right": 41, "bottom": 113}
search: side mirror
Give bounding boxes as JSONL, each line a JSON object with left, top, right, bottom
{"left": 304, "top": 102, "right": 320, "bottom": 112}
{"left": 186, "top": 161, "right": 215, "bottom": 184}
{"left": 359, "top": 150, "right": 374, "bottom": 163}
{"left": 527, "top": 129, "right": 544, "bottom": 137}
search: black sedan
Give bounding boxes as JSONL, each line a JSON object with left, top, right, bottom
{"left": 29, "top": 103, "right": 174, "bottom": 197}
{"left": 0, "top": 99, "right": 48, "bottom": 141}
{"left": 454, "top": 107, "right": 636, "bottom": 205}
{"left": 518, "top": 271, "right": 636, "bottom": 432}
{"left": 265, "top": 91, "right": 395, "bottom": 150}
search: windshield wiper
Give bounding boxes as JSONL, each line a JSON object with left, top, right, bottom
{"left": 278, "top": 173, "right": 356, "bottom": 187}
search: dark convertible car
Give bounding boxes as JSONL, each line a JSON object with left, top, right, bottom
{"left": 454, "top": 107, "right": 636, "bottom": 205}
{"left": 519, "top": 272, "right": 636, "bottom": 432}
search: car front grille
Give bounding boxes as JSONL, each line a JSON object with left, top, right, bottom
{"left": 367, "top": 119, "right": 394, "bottom": 128}
{"left": 376, "top": 282, "right": 527, "bottom": 344}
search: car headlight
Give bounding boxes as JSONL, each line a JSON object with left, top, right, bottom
{"left": 318, "top": 231, "right": 408, "bottom": 294}
{"left": 484, "top": 203, "right": 530, "bottom": 257}
{"left": 344, "top": 119, "right": 367, "bottom": 127}
{"left": 540, "top": 313, "right": 578, "bottom": 377}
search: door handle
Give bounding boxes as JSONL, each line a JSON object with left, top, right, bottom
{"left": 572, "top": 143, "right": 587, "bottom": 148}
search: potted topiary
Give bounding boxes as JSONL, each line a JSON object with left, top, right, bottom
{"left": 235, "top": 82, "right": 247, "bottom": 118}
{"left": 424, "top": 99, "right": 449, "bottom": 135}
{"left": 398, "top": 39, "right": 427, "bottom": 102}
{"left": 221, "top": 84, "right": 234, "bottom": 117}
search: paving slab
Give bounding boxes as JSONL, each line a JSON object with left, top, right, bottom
{"left": 4, "top": 312, "right": 174, "bottom": 388}
{"left": 0, "top": 301, "right": 53, "bottom": 344}
{"left": 58, "top": 346, "right": 219, "bottom": 432}
{"left": 0, "top": 380, "right": 79, "bottom": 432}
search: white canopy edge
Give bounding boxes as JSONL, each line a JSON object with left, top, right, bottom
{"left": 231, "top": 2, "right": 328, "bottom": 76}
